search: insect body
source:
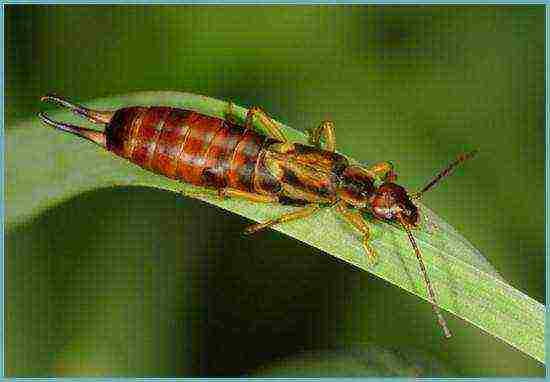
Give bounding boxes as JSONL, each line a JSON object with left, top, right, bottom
{"left": 39, "top": 94, "right": 477, "bottom": 338}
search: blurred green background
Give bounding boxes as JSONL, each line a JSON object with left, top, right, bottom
{"left": 5, "top": 5, "right": 545, "bottom": 377}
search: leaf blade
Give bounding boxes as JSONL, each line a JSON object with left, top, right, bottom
{"left": 6, "top": 91, "right": 544, "bottom": 363}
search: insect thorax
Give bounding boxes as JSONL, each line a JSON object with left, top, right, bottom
{"left": 260, "top": 142, "right": 348, "bottom": 205}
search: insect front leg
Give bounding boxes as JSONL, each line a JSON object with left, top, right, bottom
{"left": 308, "top": 120, "right": 336, "bottom": 152}
{"left": 366, "top": 161, "right": 397, "bottom": 183}
{"left": 244, "top": 106, "right": 288, "bottom": 142}
{"left": 243, "top": 204, "right": 322, "bottom": 235}
{"left": 335, "top": 202, "right": 377, "bottom": 263}
{"left": 417, "top": 206, "right": 439, "bottom": 234}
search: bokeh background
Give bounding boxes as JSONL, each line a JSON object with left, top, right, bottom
{"left": 5, "top": 5, "right": 545, "bottom": 377}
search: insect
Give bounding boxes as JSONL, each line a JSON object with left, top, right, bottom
{"left": 38, "top": 93, "right": 477, "bottom": 338}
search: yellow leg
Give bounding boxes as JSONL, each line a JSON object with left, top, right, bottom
{"left": 366, "top": 161, "right": 397, "bottom": 183}
{"left": 309, "top": 120, "right": 336, "bottom": 152}
{"left": 180, "top": 186, "right": 219, "bottom": 199}
{"left": 244, "top": 204, "right": 322, "bottom": 235}
{"left": 335, "top": 202, "right": 377, "bottom": 262}
{"left": 339, "top": 164, "right": 396, "bottom": 186}
{"left": 182, "top": 186, "right": 277, "bottom": 204}
{"left": 244, "top": 106, "right": 288, "bottom": 142}
{"left": 224, "top": 100, "right": 239, "bottom": 125}
{"left": 417, "top": 205, "right": 439, "bottom": 234}
{"left": 219, "top": 188, "right": 278, "bottom": 203}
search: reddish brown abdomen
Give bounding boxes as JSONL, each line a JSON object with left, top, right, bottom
{"left": 105, "top": 106, "right": 271, "bottom": 192}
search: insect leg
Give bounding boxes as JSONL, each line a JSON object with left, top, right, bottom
{"left": 308, "top": 120, "right": 336, "bottom": 152}
{"left": 219, "top": 188, "right": 279, "bottom": 203}
{"left": 180, "top": 187, "right": 222, "bottom": 200}
{"left": 335, "top": 202, "right": 377, "bottom": 262}
{"left": 182, "top": 187, "right": 278, "bottom": 203}
{"left": 243, "top": 204, "right": 322, "bottom": 235}
{"left": 361, "top": 161, "right": 397, "bottom": 183}
{"left": 224, "top": 100, "right": 240, "bottom": 125}
{"left": 244, "top": 106, "right": 288, "bottom": 142}
{"left": 414, "top": 204, "right": 439, "bottom": 234}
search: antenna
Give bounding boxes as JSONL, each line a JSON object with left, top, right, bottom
{"left": 399, "top": 214, "right": 452, "bottom": 338}
{"left": 414, "top": 150, "right": 478, "bottom": 199}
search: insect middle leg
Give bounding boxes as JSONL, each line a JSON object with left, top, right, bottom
{"left": 244, "top": 106, "right": 288, "bottom": 142}
{"left": 335, "top": 202, "right": 377, "bottom": 262}
{"left": 243, "top": 204, "right": 322, "bottom": 235}
{"left": 309, "top": 120, "right": 336, "bottom": 152}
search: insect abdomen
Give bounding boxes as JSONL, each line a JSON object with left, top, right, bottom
{"left": 105, "top": 106, "right": 271, "bottom": 191}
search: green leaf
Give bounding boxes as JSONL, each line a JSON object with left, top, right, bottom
{"left": 253, "top": 344, "right": 458, "bottom": 377}
{"left": 6, "top": 91, "right": 544, "bottom": 364}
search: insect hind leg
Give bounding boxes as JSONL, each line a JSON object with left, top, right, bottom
{"left": 243, "top": 204, "right": 322, "bottom": 235}
{"left": 309, "top": 120, "right": 336, "bottom": 152}
{"left": 224, "top": 100, "right": 240, "bottom": 125}
{"left": 244, "top": 106, "right": 288, "bottom": 142}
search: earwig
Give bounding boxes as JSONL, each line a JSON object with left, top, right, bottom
{"left": 38, "top": 93, "right": 478, "bottom": 338}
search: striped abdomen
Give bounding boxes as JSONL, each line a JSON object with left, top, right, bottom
{"left": 105, "top": 106, "right": 279, "bottom": 193}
